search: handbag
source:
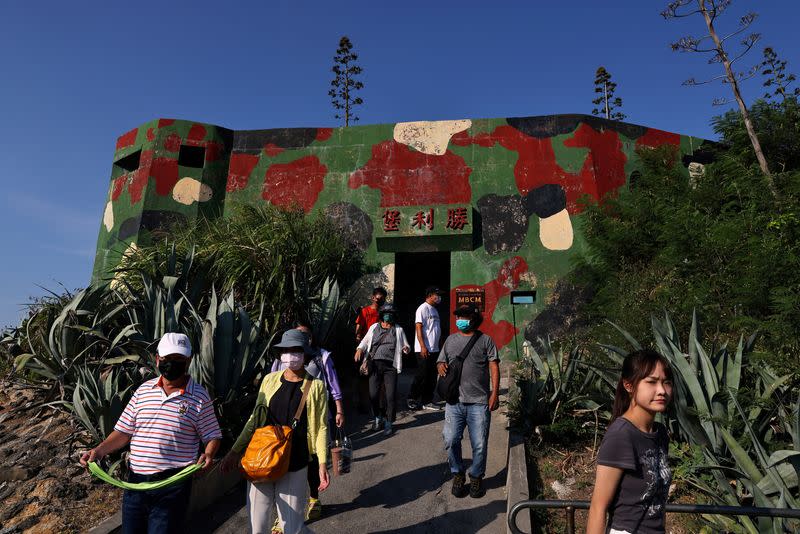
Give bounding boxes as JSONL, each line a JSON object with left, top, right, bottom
{"left": 240, "top": 379, "right": 313, "bottom": 482}
{"left": 330, "top": 427, "right": 353, "bottom": 476}
{"left": 359, "top": 328, "right": 390, "bottom": 376}
{"left": 436, "top": 331, "right": 483, "bottom": 405}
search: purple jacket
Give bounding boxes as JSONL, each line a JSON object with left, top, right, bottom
{"left": 271, "top": 348, "right": 342, "bottom": 401}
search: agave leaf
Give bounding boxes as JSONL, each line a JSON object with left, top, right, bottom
{"left": 102, "top": 355, "right": 142, "bottom": 367}
{"left": 688, "top": 309, "right": 700, "bottom": 373}
{"left": 606, "top": 320, "right": 642, "bottom": 351}
{"left": 719, "top": 426, "right": 763, "bottom": 484}
{"left": 13, "top": 353, "right": 35, "bottom": 373}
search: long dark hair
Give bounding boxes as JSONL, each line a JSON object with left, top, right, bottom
{"left": 611, "top": 349, "right": 673, "bottom": 422}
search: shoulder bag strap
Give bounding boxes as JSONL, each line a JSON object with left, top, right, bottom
{"left": 455, "top": 331, "right": 482, "bottom": 363}
{"left": 291, "top": 379, "right": 314, "bottom": 429}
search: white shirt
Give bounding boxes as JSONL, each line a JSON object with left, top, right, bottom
{"left": 414, "top": 301, "right": 441, "bottom": 352}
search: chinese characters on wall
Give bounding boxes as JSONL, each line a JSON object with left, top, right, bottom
{"left": 381, "top": 206, "right": 470, "bottom": 233}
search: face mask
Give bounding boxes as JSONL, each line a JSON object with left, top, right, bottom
{"left": 456, "top": 319, "right": 471, "bottom": 332}
{"left": 281, "top": 352, "right": 305, "bottom": 371}
{"left": 434, "top": 295, "right": 442, "bottom": 305}
{"left": 382, "top": 313, "right": 394, "bottom": 323}
{"left": 158, "top": 359, "right": 187, "bottom": 381}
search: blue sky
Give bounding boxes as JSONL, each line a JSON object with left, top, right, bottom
{"left": 1, "top": 0, "right": 798, "bottom": 328}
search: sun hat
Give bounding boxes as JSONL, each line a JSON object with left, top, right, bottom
{"left": 273, "top": 329, "right": 312, "bottom": 353}
{"left": 156, "top": 332, "right": 192, "bottom": 358}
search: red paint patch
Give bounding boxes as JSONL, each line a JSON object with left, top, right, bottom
{"left": 115, "top": 128, "right": 138, "bottom": 151}
{"left": 151, "top": 157, "right": 179, "bottom": 196}
{"left": 564, "top": 123, "right": 628, "bottom": 203}
{"left": 262, "top": 156, "right": 327, "bottom": 212}
{"left": 146, "top": 128, "right": 155, "bottom": 142}
{"left": 450, "top": 256, "right": 529, "bottom": 350}
{"left": 205, "top": 142, "right": 222, "bottom": 162}
{"left": 226, "top": 153, "right": 260, "bottom": 192}
{"left": 264, "top": 143, "right": 285, "bottom": 157}
{"left": 187, "top": 124, "right": 206, "bottom": 143}
{"left": 128, "top": 151, "right": 153, "bottom": 204}
{"left": 455, "top": 123, "right": 630, "bottom": 212}
{"left": 349, "top": 141, "right": 472, "bottom": 206}
{"left": 157, "top": 118, "right": 176, "bottom": 128}
{"left": 111, "top": 176, "right": 127, "bottom": 201}
{"left": 315, "top": 128, "right": 333, "bottom": 142}
{"left": 636, "top": 128, "right": 681, "bottom": 149}
{"left": 164, "top": 133, "right": 181, "bottom": 153}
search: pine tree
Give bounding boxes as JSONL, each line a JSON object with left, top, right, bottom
{"left": 591, "top": 67, "right": 626, "bottom": 121}
{"left": 760, "top": 47, "right": 799, "bottom": 102}
{"left": 328, "top": 36, "right": 364, "bottom": 127}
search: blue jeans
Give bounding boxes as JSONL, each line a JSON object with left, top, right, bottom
{"left": 442, "top": 402, "right": 491, "bottom": 479}
{"left": 122, "top": 470, "right": 192, "bottom": 534}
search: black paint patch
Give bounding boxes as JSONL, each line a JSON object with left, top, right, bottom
{"left": 233, "top": 128, "right": 319, "bottom": 154}
{"left": 324, "top": 202, "right": 374, "bottom": 251}
{"left": 525, "top": 273, "right": 596, "bottom": 345}
{"left": 523, "top": 184, "right": 566, "bottom": 218}
{"left": 507, "top": 114, "right": 647, "bottom": 141}
{"left": 118, "top": 211, "right": 188, "bottom": 241}
{"left": 476, "top": 194, "right": 530, "bottom": 255}
{"left": 681, "top": 143, "right": 717, "bottom": 166}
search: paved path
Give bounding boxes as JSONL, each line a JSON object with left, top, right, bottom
{"left": 203, "top": 373, "right": 510, "bottom": 534}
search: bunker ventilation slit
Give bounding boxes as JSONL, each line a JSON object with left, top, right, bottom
{"left": 114, "top": 149, "right": 141, "bottom": 173}
{"left": 178, "top": 145, "right": 205, "bottom": 168}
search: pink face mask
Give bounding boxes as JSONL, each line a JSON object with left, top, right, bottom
{"left": 281, "top": 352, "right": 305, "bottom": 370}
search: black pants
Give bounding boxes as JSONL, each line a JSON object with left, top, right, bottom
{"left": 369, "top": 359, "right": 398, "bottom": 422}
{"left": 408, "top": 351, "right": 440, "bottom": 405}
{"left": 122, "top": 468, "right": 192, "bottom": 534}
{"left": 308, "top": 455, "right": 320, "bottom": 499}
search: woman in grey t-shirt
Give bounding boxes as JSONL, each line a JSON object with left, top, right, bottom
{"left": 587, "top": 349, "right": 674, "bottom": 534}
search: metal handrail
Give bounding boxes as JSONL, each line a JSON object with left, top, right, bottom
{"left": 508, "top": 499, "right": 800, "bottom": 534}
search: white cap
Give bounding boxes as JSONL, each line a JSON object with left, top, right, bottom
{"left": 156, "top": 332, "right": 192, "bottom": 358}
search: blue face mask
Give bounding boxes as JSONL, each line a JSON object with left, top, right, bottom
{"left": 456, "top": 319, "right": 471, "bottom": 332}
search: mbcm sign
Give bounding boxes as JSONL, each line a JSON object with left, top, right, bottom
{"left": 455, "top": 289, "right": 485, "bottom": 311}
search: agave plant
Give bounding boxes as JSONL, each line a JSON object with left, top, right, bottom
{"left": 12, "top": 285, "right": 146, "bottom": 400}
{"left": 66, "top": 359, "right": 144, "bottom": 443}
{"left": 307, "top": 277, "right": 343, "bottom": 347}
{"left": 510, "top": 338, "right": 602, "bottom": 434}
{"left": 603, "top": 311, "right": 799, "bottom": 533}
{"left": 187, "top": 286, "right": 279, "bottom": 440}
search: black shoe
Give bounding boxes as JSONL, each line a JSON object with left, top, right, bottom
{"left": 451, "top": 472, "right": 467, "bottom": 498}
{"left": 469, "top": 476, "right": 484, "bottom": 498}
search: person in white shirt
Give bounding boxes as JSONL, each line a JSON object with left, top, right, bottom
{"left": 407, "top": 286, "right": 443, "bottom": 410}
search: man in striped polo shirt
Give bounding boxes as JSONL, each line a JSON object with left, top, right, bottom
{"left": 80, "top": 332, "right": 222, "bottom": 533}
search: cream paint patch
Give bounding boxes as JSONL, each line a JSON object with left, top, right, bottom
{"left": 172, "top": 177, "right": 213, "bottom": 205}
{"left": 103, "top": 202, "right": 114, "bottom": 231}
{"left": 110, "top": 242, "right": 138, "bottom": 291}
{"left": 539, "top": 209, "right": 573, "bottom": 250}
{"left": 382, "top": 263, "right": 396, "bottom": 300}
{"left": 393, "top": 119, "right": 472, "bottom": 155}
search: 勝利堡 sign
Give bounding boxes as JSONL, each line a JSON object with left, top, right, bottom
{"left": 455, "top": 289, "right": 485, "bottom": 311}
{"left": 375, "top": 204, "right": 475, "bottom": 252}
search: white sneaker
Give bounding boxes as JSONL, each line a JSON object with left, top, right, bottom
{"left": 372, "top": 417, "right": 382, "bottom": 431}
{"left": 422, "top": 403, "right": 441, "bottom": 411}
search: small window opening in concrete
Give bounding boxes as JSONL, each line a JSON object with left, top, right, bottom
{"left": 179, "top": 145, "right": 205, "bottom": 168}
{"left": 114, "top": 149, "right": 141, "bottom": 173}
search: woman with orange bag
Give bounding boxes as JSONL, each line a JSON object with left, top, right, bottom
{"left": 221, "top": 329, "right": 329, "bottom": 534}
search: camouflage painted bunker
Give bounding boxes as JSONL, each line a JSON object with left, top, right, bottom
{"left": 94, "top": 115, "right": 709, "bottom": 358}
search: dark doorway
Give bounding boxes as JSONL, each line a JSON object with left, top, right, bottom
{"left": 393, "top": 251, "right": 451, "bottom": 367}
